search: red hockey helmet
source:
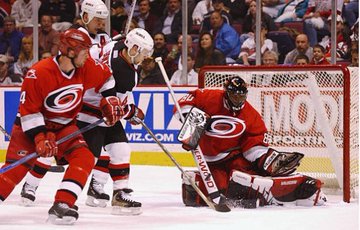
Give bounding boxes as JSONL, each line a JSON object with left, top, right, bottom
{"left": 59, "top": 29, "right": 92, "bottom": 56}
{"left": 224, "top": 76, "right": 248, "bottom": 113}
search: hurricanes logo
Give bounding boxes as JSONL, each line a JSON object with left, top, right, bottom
{"left": 44, "top": 84, "right": 83, "bottom": 113}
{"left": 205, "top": 115, "right": 246, "bottom": 138}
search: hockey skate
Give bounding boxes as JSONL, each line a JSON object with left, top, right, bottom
{"left": 85, "top": 177, "right": 110, "bottom": 208}
{"left": 20, "top": 182, "right": 37, "bottom": 206}
{"left": 47, "top": 202, "right": 79, "bottom": 225}
{"left": 111, "top": 188, "right": 142, "bottom": 215}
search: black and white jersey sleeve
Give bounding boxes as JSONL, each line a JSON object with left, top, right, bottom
{"left": 105, "top": 41, "right": 139, "bottom": 104}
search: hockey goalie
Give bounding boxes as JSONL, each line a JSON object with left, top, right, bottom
{"left": 174, "top": 76, "right": 327, "bottom": 208}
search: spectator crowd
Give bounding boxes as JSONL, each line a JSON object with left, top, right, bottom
{"left": 0, "top": 0, "right": 358, "bottom": 86}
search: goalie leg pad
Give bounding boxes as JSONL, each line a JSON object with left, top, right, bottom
{"left": 227, "top": 170, "right": 273, "bottom": 207}
{"left": 257, "top": 148, "right": 304, "bottom": 176}
{"left": 181, "top": 170, "right": 207, "bottom": 207}
{"left": 228, "top": 170, "right": 327, "bottom": 207}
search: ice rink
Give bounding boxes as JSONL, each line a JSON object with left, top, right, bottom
{"left": 0, "top": 165, "right": 358, "bottom": 230}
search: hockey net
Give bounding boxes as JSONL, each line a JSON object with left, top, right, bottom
{"left": 198, "top": 65, "right": 358, "bottom": 202}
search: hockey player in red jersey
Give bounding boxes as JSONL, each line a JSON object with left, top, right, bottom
{"left": 0, "top": 29, "right": 123, "bottom": 224}
{"left": 174, "top": 76, "right": 327, "bottom": 208}
{"left": 19, "top": 0, "right": 113, "bottom": 206}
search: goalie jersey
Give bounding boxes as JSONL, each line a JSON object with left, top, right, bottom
{"left": 176, "top": 88, "right": 268, "bottom": 162}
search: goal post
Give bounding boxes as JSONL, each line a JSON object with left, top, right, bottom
{"left": 198, "top": 65, "right": 358, "bottom": 203}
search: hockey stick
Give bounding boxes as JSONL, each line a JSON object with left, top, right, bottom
{"left": 124, "top": 0, "right": 137, "bottom": 35}
{"left": 0, "top": 124, "right": 65, "bottom": 173}
{"left": 155, "top": 57, "right": 229, "bottom": 208}
{"left": 0, "top": 118, "right": 105, "bottom": 174}
{"left": 138, "top": 119, "right": 230, "bottom": 212}
{"left": 0, "top": 125, "right": 11, "bottom": 140}
{"left": 111, "top": 0, "right": 137, "bottom": 41}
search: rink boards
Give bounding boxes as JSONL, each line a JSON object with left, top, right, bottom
{"left": 0, "top": 86, "right": 196, "bottom": 166}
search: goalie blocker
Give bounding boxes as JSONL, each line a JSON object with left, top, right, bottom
{"left": 182, "top": 170, "right": 327, "bottom": 208}
{"left": 177, "top": 107, "right": 210, "bottom": 151}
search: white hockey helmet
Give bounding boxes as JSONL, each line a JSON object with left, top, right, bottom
{"left": 124, "top": 28, "right": 154, "bottom": 57}
{"left": 81, "top": 0, "right": 109, "bottom": 23}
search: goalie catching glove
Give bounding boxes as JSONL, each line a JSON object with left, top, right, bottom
{"left": 100, "top": 96, "right": 124, "bottom": 126}
{"left": 34, "top": 132, "right": 58, "bottom": 157}
{"left": 123, "top": 104, "right": 145, "bottom": 125}
{"left": 256, "top": 148, "right": 304, "bottom": 176}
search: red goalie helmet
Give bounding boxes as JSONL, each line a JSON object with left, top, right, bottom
{"left": 224, "top": 76, "right": 248, "bottom": 114}
{"left": 59, "top": 29, "right": 92, "bottom": 56}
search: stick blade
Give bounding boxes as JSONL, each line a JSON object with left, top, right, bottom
{"left": 214, "top": 203, "right": 231, "bottom": 212}
{"left": 212, "top": 195, "right": 231, "bottom": 212}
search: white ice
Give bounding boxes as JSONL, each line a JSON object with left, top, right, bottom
{"left": 0, "top": 165, "right": 358, "bottom": 230}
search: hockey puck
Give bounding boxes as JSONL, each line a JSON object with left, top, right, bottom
{"left": 49, "top": 165, "right": 65, "bottom": 173}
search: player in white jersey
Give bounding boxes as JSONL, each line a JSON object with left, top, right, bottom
{"left": 79, "top": 28, "right": 154, "bottom": 215}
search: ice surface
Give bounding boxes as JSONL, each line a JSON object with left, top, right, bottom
{"left": 0, "top": 165, "right": 358, "bottom": 230}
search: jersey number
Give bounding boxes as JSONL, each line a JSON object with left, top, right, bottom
{"left": 20, "top": 91, "right": 26, "bottom": 104}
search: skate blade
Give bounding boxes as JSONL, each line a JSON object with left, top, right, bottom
{"left": 111, "top": 206, "right": 142, "bottom": 216}
{"left": 47, "top": 214, "right": 76, "bottom": 225}
{"left": 19, "top": 197, "right": 35, "bottom": 207}
{"left": 85, "top": 196, "right": 107, "bottom": 208}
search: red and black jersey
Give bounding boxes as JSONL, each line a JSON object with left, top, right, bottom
{"left": 175, "top": 88, "right": 268, "bottom": 161}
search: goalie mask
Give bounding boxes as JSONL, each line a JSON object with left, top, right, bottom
{"left": 224, "top": 76, "right": 248, "bottom": 114}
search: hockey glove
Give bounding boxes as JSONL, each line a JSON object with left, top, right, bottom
{"left": 257, "top": 148, "right": 304, "bottom": 176}
{"left": 34, "top": 132, "right": 58, "bottom": 157}
{"left": 123, "top": 104, "right": 145, "bottom": 125}
{"left": 100, "top": 96, "right": 124, "bottom": 126}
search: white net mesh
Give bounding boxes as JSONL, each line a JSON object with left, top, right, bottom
{"left": 199, "top": 65, "right": 359, "bottom": 201}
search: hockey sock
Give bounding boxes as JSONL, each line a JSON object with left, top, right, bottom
{"left": 55, "top": 147, "right": 95, "bottom": 206}
{"left": 0, "top": 164, "right": 29, "bottom": 201}
{"left": 26, "top": 157, "right": 53, "bottom": 187}
{"left": 107, "top": 142, "right": 131, "bottom": 190}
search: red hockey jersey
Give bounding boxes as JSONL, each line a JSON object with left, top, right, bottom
{"left": 19, "top": 57, "right": 113, "bottom": 134}
{"left": 176, "top": 89, "right": 268, "bottom": 162}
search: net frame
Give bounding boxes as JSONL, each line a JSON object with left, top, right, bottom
{"left": 198, "top": 64, "right": 356, "bottom": 202}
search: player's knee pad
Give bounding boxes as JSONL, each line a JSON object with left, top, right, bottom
{"left": 256, "top": 148, "right": 304, "bottom": 176}
{"left": 228, "top": 170, "right": 326, "bottom": 206}
{"left": 181, "top": 170, "right": 206, "bottom": 207}
{"left": 106, "top": 142, "right": 131, "bottom": 164}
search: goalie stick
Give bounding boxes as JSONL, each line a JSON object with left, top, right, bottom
{"left": 155, "top": 57, "right": 229, "bottom": 208}
{"left": 138, "top": 119, "right": 230, "bottom": 212}
{"left": 0, "top": 125, "right": 11, "bottom": 140}
{"left": 0, "top": 118, "right": 106, "bottom": 174}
